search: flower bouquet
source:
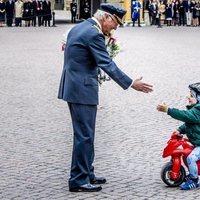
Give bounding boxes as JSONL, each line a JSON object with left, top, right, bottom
{"left": 98, "top": 35, "right": 121, "bottom": 85}
{"left": 106, "top": 36, "right": 121, "bottom": 59}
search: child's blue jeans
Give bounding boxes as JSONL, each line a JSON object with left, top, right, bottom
{"left": 187, "top": 146, "right": 200, "bottom": 178}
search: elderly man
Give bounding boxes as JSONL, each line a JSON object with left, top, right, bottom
{"left": 58, "top": 3, "right": 153, "bottom": 192}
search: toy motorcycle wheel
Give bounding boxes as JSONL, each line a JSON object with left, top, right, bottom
{"left": 161, "top": 161, "right": 186, "bottom": 187}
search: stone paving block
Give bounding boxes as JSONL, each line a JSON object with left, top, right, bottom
{"left": 0, "top": 25, "right": 200, "bottom": 199}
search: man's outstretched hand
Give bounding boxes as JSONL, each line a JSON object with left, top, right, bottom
{"left": 131, "top": 77, "right": 153, "bottom": 93}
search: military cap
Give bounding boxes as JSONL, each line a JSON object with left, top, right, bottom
{"left": 100, "top": 3, "right": 127, "bottom": 25}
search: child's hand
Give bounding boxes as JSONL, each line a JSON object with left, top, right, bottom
{"left": 157, "top": 103, "right": 168, "bottom": 113}
{"left": 174, "top": 130, "right": 184, "bottom": 138}
{"left": 174, "top": 130, "right": 181, "bottom": 135}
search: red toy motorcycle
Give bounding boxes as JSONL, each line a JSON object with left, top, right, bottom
{"left": 161, "top": 132, "right": 200, "bottom": 187}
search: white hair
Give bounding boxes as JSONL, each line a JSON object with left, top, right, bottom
{"left": 93, "top": 9, "right": 112, "bottom": 20}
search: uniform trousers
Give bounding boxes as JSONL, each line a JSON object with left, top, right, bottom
{"left": 68, "top": 103, "right": 97, "bottom": 188}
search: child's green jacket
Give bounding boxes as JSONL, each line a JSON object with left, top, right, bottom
{"left": 168, "top": 104, "right": 200, "bottom": 146}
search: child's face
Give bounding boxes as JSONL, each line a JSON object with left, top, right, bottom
{"left": 187, "top": 93, "right": 197, "bottom": 105}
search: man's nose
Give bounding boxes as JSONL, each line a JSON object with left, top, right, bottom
{"left": 113, "top": 25, "right": 119, "bottom": 30}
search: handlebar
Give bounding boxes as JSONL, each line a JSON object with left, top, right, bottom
{"left": 171, "top": 132, "right": 183, "bottom": 139}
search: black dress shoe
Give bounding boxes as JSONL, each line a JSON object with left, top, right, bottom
{"left": 69, "top": 184, "right": 102, "bottom": 192}
{"left": 91, "top": 177, "right": 107, "bottom": 184}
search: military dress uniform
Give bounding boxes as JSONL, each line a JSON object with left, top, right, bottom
{"left": 58, "top": 3, "right": 132, "bottom": 192}
{"left": 131, "top": 0, "right": 141, "bottom": 27}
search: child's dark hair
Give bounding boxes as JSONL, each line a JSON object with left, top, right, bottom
{"left": 189, "top": 82, "right": 200, "bottom": 103}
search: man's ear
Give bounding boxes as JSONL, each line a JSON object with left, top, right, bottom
{"left": 103, "top": 13, "right": 109, "bottom": 21}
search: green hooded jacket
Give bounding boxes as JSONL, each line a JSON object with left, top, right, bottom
{"left": 167, "top": 104, "right": 200, "bottom": 146}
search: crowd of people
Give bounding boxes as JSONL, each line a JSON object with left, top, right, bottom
{"left": 146, "top": 0, "right": 200, "bottom": 27}
{"left": 70, "top": 0, "right": 91, "bottom": 23}
{"left": 0, "top": 0, "right": 52, "bottom": 27}
{"left": 1, "top": 0, "right": 200, "bottom": 28}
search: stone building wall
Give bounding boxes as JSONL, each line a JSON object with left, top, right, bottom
{"left": 106, "top": 0, "right": 124, "bottom": 7}
{"left": 64, "top": 0, "right": 71, "bottom": 10}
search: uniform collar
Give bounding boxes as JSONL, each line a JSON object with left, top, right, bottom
{"left": 91, "top": 17, "right": 102, "bottom": 30}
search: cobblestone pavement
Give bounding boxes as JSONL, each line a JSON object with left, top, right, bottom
{"left": 1, "top": 25, "right": 200, "bottom": 200}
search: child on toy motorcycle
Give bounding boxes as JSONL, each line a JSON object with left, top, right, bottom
{"left": 157, "top": 82, "right": 200, "bottom": 190}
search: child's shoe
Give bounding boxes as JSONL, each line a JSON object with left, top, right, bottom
{"left": 180, "top": 179, "right": 199, "bottom": 190}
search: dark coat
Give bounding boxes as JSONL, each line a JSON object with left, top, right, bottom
{"left": 5, "top": 0, "right": 14, "bottom": 18}
{"left": 165, "top": 3, "right": 173, "bottom": 19}
{"left": 168, "top": 104, "right": 200, "bottom": 146}
{"left": 185, "top": 0, "right": 192, "bottom": 12}
{"left": 42, "top": 0, "right": 51, "bottom": 21}
{"left": 82, "top": 3, "right": 90, "bottom": 19}
{"left": 23, "top": 2, "right": 32, "bottom": 21}
{"left": 150, "top": 2, "right": 158, "bottom": 17}
{"left": 32, "top": 0, "right": 42, "bottom": 16}
{"left": 178, "top": 2, "right": 185, "bottom": 14}
{"left": 58, "top": 18, "right": 132, "bottom": 105}
{"left": 0, "top": 2, "right": 6, "bottom": 22}
{"left": 191, "top": 2, "right": 197, "bottom": 18}
{"left": 70, "top": 2, "right": 77, "bottom": 15}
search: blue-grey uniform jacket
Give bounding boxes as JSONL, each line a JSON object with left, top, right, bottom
{"left": 58, "top": 18, "right": 133, "bottom": 105}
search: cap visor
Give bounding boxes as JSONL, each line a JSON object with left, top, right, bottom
{"left": 113, "top": 14, "right": 123, "bottom": 25}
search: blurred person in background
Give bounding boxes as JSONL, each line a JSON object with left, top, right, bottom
{"left": 196, "top": 0, "right": 200, "bottom": 25}
{"left": 131, "top": 0, "right": 141, "bottom": 27}
{"left": 166, "top": 0, "right": 173, "bottom": 26}
{"left": 70, "top": 0, "right": 77, "bottom": 23}
{"left": 23, "top": 0, "right": 32, "bottom": 27}
{"left": 14, "top": 0, "right": 23, "bottom": 27}
{"left": 150, "top": 0, "right": 158, "bottom": 25}
{"left": 0, "top": 0, "right": 5, "bottom": 27}
{"left": 43, "top": 0, "right": 51, "bottom": 27}
{"left": 178, "top": 0, "right": 185, "bottom": 26}
{"left": 158, "top": 0, "right": 166, "bottom": 27}
{"left": 5, "top": 0, "right": 14, "bottom": 27}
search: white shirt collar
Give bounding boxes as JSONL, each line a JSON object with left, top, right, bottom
{"left": 92, "top": 17, "right": 102, "bottom": 30}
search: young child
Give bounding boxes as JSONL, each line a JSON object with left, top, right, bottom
{"left": 157, "top": 82, "right": 200, "bottom": 190}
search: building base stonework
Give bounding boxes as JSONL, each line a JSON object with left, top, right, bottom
{"left": 56, "top": 1, "right": 146, "bottom": 24}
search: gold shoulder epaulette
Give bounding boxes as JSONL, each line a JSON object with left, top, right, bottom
{"left": 93, "top": 25, "right": 103, "bottom": 35}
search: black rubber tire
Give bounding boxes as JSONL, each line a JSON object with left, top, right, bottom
{"left": 161, "top": 161, "right": 186, "bottom": 187}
